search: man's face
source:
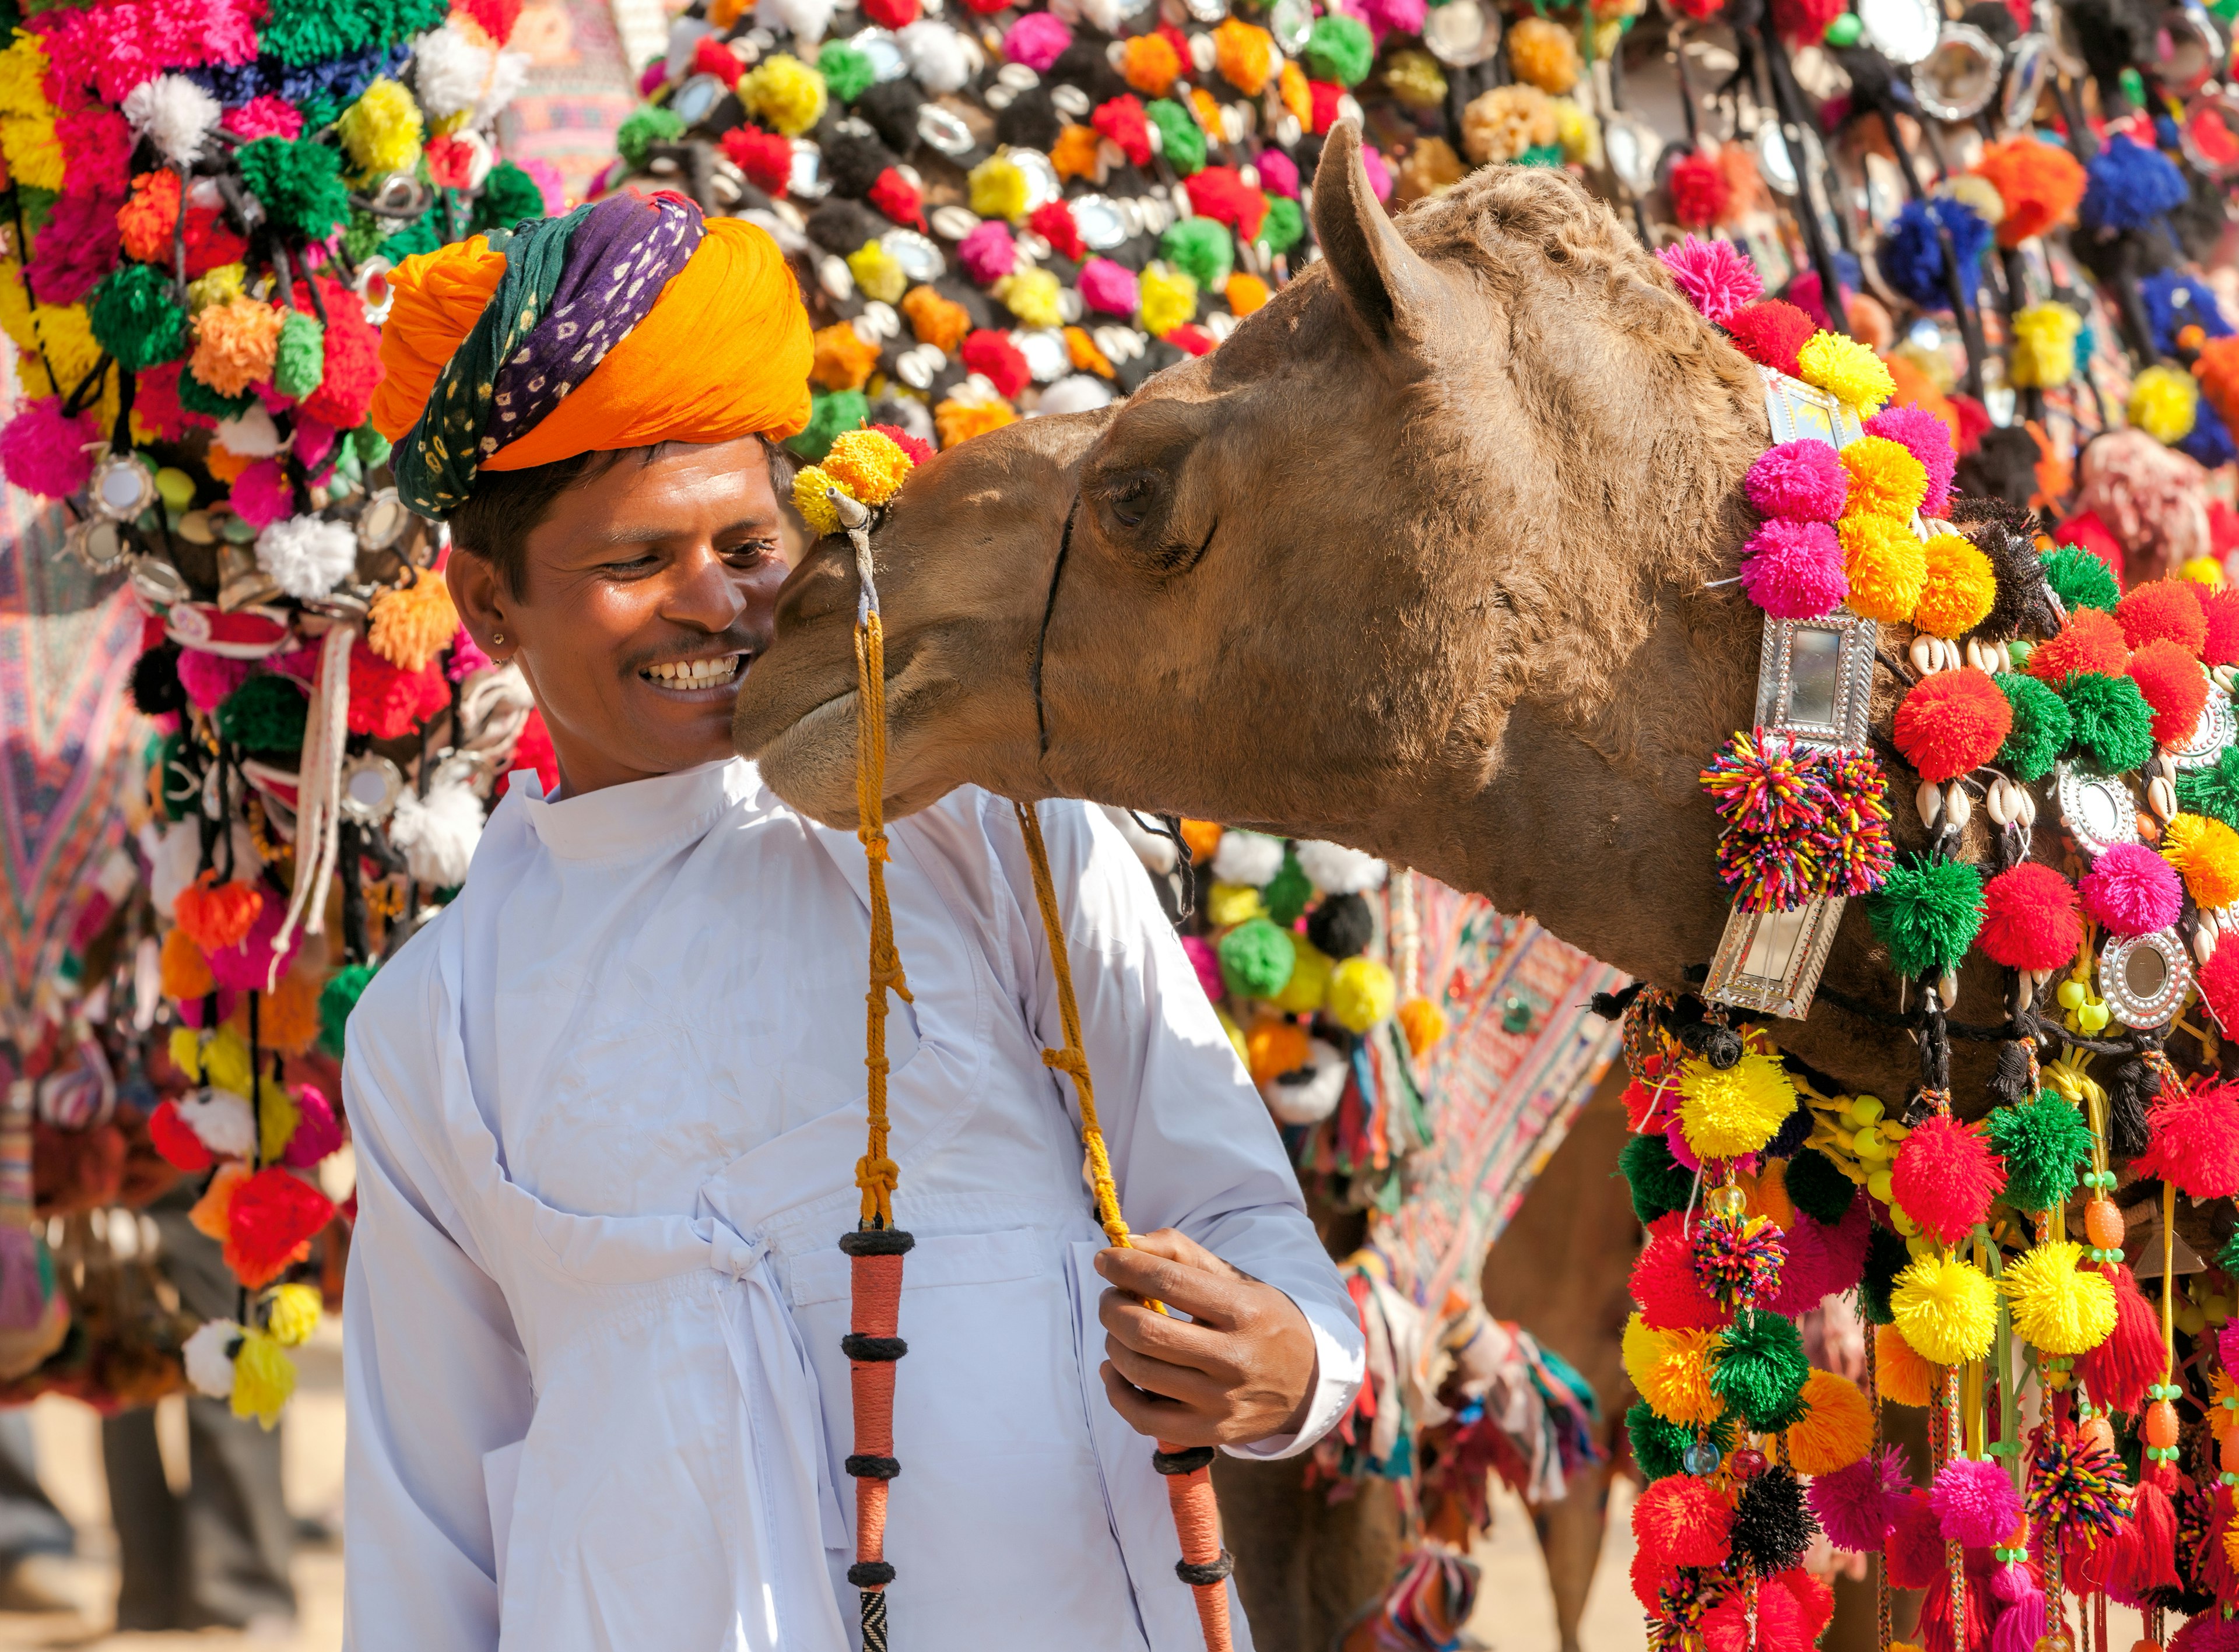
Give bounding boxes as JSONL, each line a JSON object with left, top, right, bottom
{"left": 452, "top": 438, "right": 786, "bottom": 795}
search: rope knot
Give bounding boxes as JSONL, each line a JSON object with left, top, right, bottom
{"left": 856, "top": 1153, "right": 900, "bottom": 1194}
{"left": 1042, "top": 1046, "right": 1089, "bottom": 1081}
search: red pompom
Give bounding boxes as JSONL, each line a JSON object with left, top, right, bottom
{"left": 721, "top": 125, "right": 794, "bottom": 196}
{"left": 690, "top": 32, "right": 742, "bottom": 86}
{"left": 1884, "top": 1488, "right": 1945, "bottom": 1589}
{"left": 2129, "top": 637, "right": 2210, "bottom": 746}
{"left": 1890, "top": 1112, "right": 2006, "bottom": 1245}
{"left": 1307, "top": 79, "right": 1345, "bottom": 135}
{"left": 1633, "top": 1474, "right": 1733, "bottom": 1571}
{"left": 861, "top": 0, "right": 918, "bottom": 23}
{"left": 1725, "top": 301, "right": 1816, "bottom": 378}
{"left": 2117, "top": 578, "right": 2208, "bottom": 655}
{"left": 1702, "top": 1572, "right": 1813, "bottom": 1652}
{"left": 2201, "top": 588, "right": 2239, "bottom": 667}
{"left": 1630, "top": 1544, "right": 1679, "bottom": 1611}
{"left": 148, "top": 1097, "right": 213, "bottom": 1172}
{"left": 960, "top": 329, "right": 1031, "bottom": 399}
{"left": 496, "top": 706, "right": 558, "bottom": 799}
{"left": 454, "top": 0, "right": 522, "bottom": 42}
{"left": 868, "top": 167, "right": 925, "bottom": 229}
{"left": 222, "top": 1165, "right": 336, "bottom": 1289}
{"left": 1669, "top": 151, "right": 1731, "bottom": 230}
{"left": 1092, "top": 96, "right": 1152, "bottom": 168}
{"left": 1893, "top": 667, "right": 2013, "bottom": 782}
{"left": 2056, "top": 512, "right": 2126, "bottom": 590}
{"left": 866, "top": 423, "right": 933, "bottom": 468}
{"left": 1771, "top": 0, "right": 1844, "bottom": 43}
{"left": 2118, "top": 1468, "right": 2181, "bottom": 1597}
{"left": 1631, "top": 1210, "right": 1734, "bottom": 1331}
{"left": 1947, "top": 392, "right": 1991, "bottom": 456}
{"left": 2203, "top": 939, "right": 2239, "bottom": 1036}
{"left": 1977, "top": 862, "right": 2083, "bottom": 971}
{"left": 1771, "top": 1569, "right": 1834, "bottom": 1646}
{"left": 2076, "top": 1264, "right": 2160, "bottom": 1418}
{"left": 293, "top": 280, "right": 380, "bottom": 431}
{"left": 1027, "top": 199, "right": 1082, "bottom": 259}
{"left": 1165, "top": 324, "right": 1216, "bottom": 356}
{"left": 2026, "top": 606, "right": 2130, "bottom": 687}
{"left": 348, "top": 644, "right": 450, "bottom": 740}
{"left": 1182, "top": 166, "right": 1268, "bottom": 240}
{"left": 2134, "top": 1080, "right": 2239, "bottom": 1198}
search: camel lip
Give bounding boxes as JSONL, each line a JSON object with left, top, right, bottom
{"left": 750, "top": 681, "right": 857, "bottom": 760}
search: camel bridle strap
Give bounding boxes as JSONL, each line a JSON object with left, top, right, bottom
{"left": 1011, "top": 797, "right": 1238, "bottom": 1652}
{"left": 1030, "top": 493, "right": 1080, "bottom": 760}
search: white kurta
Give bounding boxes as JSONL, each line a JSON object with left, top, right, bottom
{"left": 339, "top": 758, "right": 1364, "bottom": 1652}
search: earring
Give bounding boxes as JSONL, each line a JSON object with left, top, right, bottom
{"left": 492, "top": 631, "right": 504, "bottom": 646}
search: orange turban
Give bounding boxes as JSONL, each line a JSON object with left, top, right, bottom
{"left": 374, "top": 201, "right": 811, "bottom": 512}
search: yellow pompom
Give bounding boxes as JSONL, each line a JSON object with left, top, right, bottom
{"left": 1623, "top": 1314, "right": 1725, "bottom": 1425}
{"left": 1212, "top": 19, "right": 1275, "bottom": 94}
{"left": 168, "top": 1025, "right": 205, "bottom": 1083}
{"left": 367, "top": 568, "right": 462, "bottom": 673}
{"left": 1841, "top": 435, "right": 1929, "bottom": 521}
{"left": 1676, "top": 1049, "right": 1795, "bottom": 1159}
{"left": 337, "top": 78, "right": 424, "bottom": 177}
{"left": 791, "top": 466, "right": 844, "bottom": 537}
{"left": 2131, "top": 363, "right": 2201, "bottom": 445}
{"left": 258, "top": 1083, "right": 300, "bottom": 1165}
{"left": 160, "top": 926, "right": 214, "bottom": 1002}
{"left": 1912, "top": 533, "right": 1996, "bottom": 638}
{"left": 1206, "top": 882, "right": 1265, "bottom": 927}
{"left": 230, "top": 1330, "right": 296, "bottom": 1429}
{"left": 1273, "top": 938, "right": 1333, "bottom": 1014}
{"left": 1507, "top": 16, "right": 1581, "bottom": 93}
{"left": 1797, "top": 331, "right": 1896, "bottom": 414}
{"left": 2009, "top": 303, "right": 2080, "bottom": 389}
{"left": 264, "top": 1283, "right": 322, "bottom": 1348}
{"left": 1620, "top": 1312, "right": 1664, "bottom": 1395}
{"left": 2163, "top": 812, "right": 2239, "bottom": 910}
{"left": 187, "top": 263, "right": 248, "bottom": 314}
{"left": 1838, "top": 512, "right": 1929, "bottom": 624}
{"left": 847, "top": 239, "right": 907, "bottom": 305}
{"left": 1554, "top": 99, "right": 1598, "bottom": 166}
{"left": 2000, "top": 1240, "right": 2117, "bottom": 1356}
{"left": 994, "top": 266, "right": 1064, "bottom": 329}
{"left": 1382, "top": 48, "right": 1448, "bottom": 110}
{"left": 1215, "top": 1006, "right": 1247, "bottom": 1067}
{"left": 1891, "top": 1252, "right": 1998, "bottom": 1363}
{"left": 1785, "top": 1368, "right": 1873, "bottom": 1474}
{"left": 2185, "top": 556, "right": 2226, "bottom": 590}
{"left": 0, "top": 36, "right": 61, "bottom": 194}
{"left": 1138, "top": 265, "right": 1199, "bottom": 339}
{"left": 1873, "top": 1323, "right": 1938, "bottom": 1406}
{"left": 198, "top": 1028, "right": 253, "bottom": 1098}
{"left": 968, "top": 153, "right": 1031, "bottom": 223}
{"left": 1397, "top": 996, "right": 1447, "bottom": 1056}
{"left": 743, "top": 54, "right": 826, "bottom": 135}
{"left": 933, "top": 395, "right": 1016, "bottom": 449}
{"left": 1327, "top": 956, "right": 1396, "bottom": 1032}
{"left": 823, "top": 430, "right": 913, "bottom": 507}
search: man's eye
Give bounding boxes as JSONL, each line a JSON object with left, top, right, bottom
{"left": 723, "top": 539, "right": 777, "bottom": 563}
{"left": 603, "top": 554, "right": 659, "bottom": 574}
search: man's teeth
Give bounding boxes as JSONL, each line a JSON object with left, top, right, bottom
{"left": 643, "top": 656, "right": 742, "bottom": 686}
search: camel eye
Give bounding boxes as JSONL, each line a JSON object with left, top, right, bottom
{"left": 1108, "top": 474, "right": 1156, "bottom": 528}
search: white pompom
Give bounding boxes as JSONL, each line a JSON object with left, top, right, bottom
{"left": 898, "top": 20, "right": 976, "bottom": 93}
{"left": 1212, "top": 828, "right": 1284, "bottom": 888}
{"left": 1036, "top": 374, "right": 1114, "bottom": 417}
{"left": 473, "top": 48, "right": 532, "bottom": 125}
{"left": 183, "top": 1319, "right": 241, "bottom": 1398}
{"left": 1260, "top": 1039, "right": 1346, "bottom": 1124}
{"left": 148, "top": 818, "right": 258, "bottom": 911}
{"left": 215, "top": 403, "right": 280, "bottom": 458}
{"left": 178, "top": 1088, "right": 257, "bottom": 1158}
{"left": 1099, "top": 804, "right": 1176, "bottom": 875}
{"left": 1076, "top": 0, "right": 1129, "bottom": 33}
{"left": 122, "top": 75, "right": 222, "bottom": 167}
{"left": 757, "top": 0, "right": 837, "bottom": 44}
{"left": 412, "top": 23, "right": 494, "bottom": 119}
{"left": 387, "top": 780, "right": 485, "bottom": 888}
{"left": 1296, "top": 839, "right": 1387, "bottom": 895}
{"left": 255, "top": 516, "right": 359, "bottom": 601}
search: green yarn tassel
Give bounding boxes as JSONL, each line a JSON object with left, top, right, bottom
{"left": 818, "top": 41, "right": 876, "bottom": 103}
{"left": 2060, "top": 670, "right": 2156, "bottom": 775}
{"left": 1619, "top": 1130, "right": 1694, "bottom": 1225}
{"left": 2178, "top": 746, "right": 2239, "bottom": 829}
{"left": 785, "top": 388, "right": 867, "bottom": 462}
{"left": 1994, "top": 672, "right": 2072, "bottom": 783}
{"left": 1258, "top": 196, "right": 1304, "bottom": 255}
{"left": 472, "top": 161, "right": 547, "bottom": 236}
{"left": 89, "top": 265, "right": 188, "bottom": 372}
{"left": 1160, "top": 216, "right": 1233, "bottom": 291}
{"left": 1864, "top": 853, "right": 1982, "bottom": 979}
{"left": 1985, "top": 1089, "right": 2095, "bottom": 1214}
{"left": 2040, "top": 544, "right": 2120, "bottom": 613}
{"left": 237, "top": 137, "right": 353, "bottom": 241}
{"left": 273, "top": 310, "right": 325, "bottom": 402}
{"left": 617, "top": 106, "right": 687, "bottom": 170}
{"left": 317, "top": 962, "right": 377, "bottom": 1060}
{"left": 1304, "top": 13, "right": 1373, "bottom": 84}
{"left": 1144, "top": 100, "right": 1206, "bottom": 176}
{"left": 216, "top": 676, "right": 310, "bottom": 755}
{"left": 1710, "top": 1309, "right": 1810, "bottom": 1430}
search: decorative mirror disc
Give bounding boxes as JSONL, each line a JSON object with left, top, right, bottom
{"left": 1756, "top": 124, "right": 1800, "bottom": 195}
{"left": 2101, "top": 929, "right": 2193, "bottom": 1028}
{"left": 2002, "top": 34, "right": 2054, "bottom": 134}
{"left": 1422, "top": 0, "right": 1497, "bottom": 66}
{"left": 1913, "top": 23, "right": 2002, "bottom": 120}
{"left": 1072, "top": 194, "right": 1128, "bottom": 250}
{"left": 2058, "top": 764, "right": 2140, "bottom": 857}
{"left": 338, "top": 754, "right": 406, "bottom": 826}
{"left": 1858, "top": 0, "right": 1940, "bottom": 65}
{"left": 357, "top": 489, "right": 409, "bottom": 553}
{"left": 2174, "top": 686, "right": 2236, "bottom": 767}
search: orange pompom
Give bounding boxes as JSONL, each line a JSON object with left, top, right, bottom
{"left": 1874, "top": 1323, "right": 1937, "bottom": 1406}
{"left": 2027, "top": 607, "right": 2131, "bottom": 686}
{"left": 810, "top": 322, "right": 880, "bottom": 393}
{"left": 159, "top": 924, "right": 215, "bottom": 1001}
{"left": 901, "top": 284, "right": 970, "bottom": 353}
{"left": 189, "top": 1161, "right": 249, "bottom": 1242}
{"left": 2199, "top": 336, "right": 2239, "bottom": 432}
{"left": 1245, "top": 1018, "right": 1310, "bottom": 1085}
{"left": 367, "top": 567, "right": 462, "bottom": 673}
{"left": 1973, "top": 136, "right": 2087, "bottom": 247}
{"left": 2129, "top": 637, "right": 2210, "bottom": 746}
{"left": 173, "top": 871, "right": 264, "bottom": 955}
{"left": 1180, "top": 820, "right": 1223, "bottom": 862}
{"left": 1121, "top": 32, "right": 1181, "bottom": 97}
{"left": 1397, "top": 996, "right": 1447, "bottom": 1056}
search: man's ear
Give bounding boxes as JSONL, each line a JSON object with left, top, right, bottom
{"left": 445, "top": 547, "right": 509, "bottom": 658}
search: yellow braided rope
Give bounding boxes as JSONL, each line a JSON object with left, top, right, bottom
{"left": 855, "top": 609, "right": 911, "bottom": 1228}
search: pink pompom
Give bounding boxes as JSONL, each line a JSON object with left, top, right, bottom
{"left": 24, "top": 190, "right": 122, "bottom": 307}
{"left": 1181, "top": 933, "right": 1223, "bottom": 1001}
{"left": 1002, "top": 10, "right": 1072, "bottom": 70}
{"left": 1257, "top": 147, "right": 1300, "bottom": 200}
{"left": 1079, "top": 256, "right": 1140, "bottom": 317}
{"left": 0, "top": 398, "right": 100, "bottom": 500}
{"left": 1931, "top": 1456, "right": 2023, "bottom": 1548}
{"left": 1809, "top": 1445, "right": 1912, "bottom": 1551}
{"left": 958, "top": 220, "right": 1017, "bottom": 285}
{"left": 1740, "top": 518, "right": 1847, "bottom": 618}
{"left": 175, "top": 648, "right": 251, "bottom": 711}
{"left": 1656, "top": 233, "right": 1764, "bottom": 325}
{"left": 1355, "top": 0, "right": 1426, "bottom": 36}
{"left": 2078, "top": 842, "right": 2184, "bottom": 938}
{"left": 445, "top": 629, "right": 490, "bottom": 682}
{"left": 294, "top": 415, "right": 337, "bottom": 473}
{"left": 282, "top": 1086, "right": 345, "bottom": 1168}
{"left": 1977, "top": 862, "right": 2084, "bottom": 971}
{"left": 202, "top": 887, "right": 302, "bottom": 993}
{"left": 518, "top": 157, "right": 566, "bottom": 215}
{"left": 2203, "top": 940, "right": 2239, "bottom": 1036}
{"left": 638, "top": 57, "right": 668, "bottom": 95}
{"left": 1890, "top": 1112, "right": 2006, "bottom": 1245}
{"left": 1631, "top": 1211, "right": 1733, "bottom": 1331}
{"left": 2133, "top": 1080, "right": 2239, "bottom": 1199}
{"left": 229, "top": 459, "right": 294, "bottom": 532}
{"left": 2172, "top": 1609, "right": 2239, "bottom": 1652}
{"left": 1745, "top": 438, "right": 1850, "bottom": 523}
{"left": 1988, "top": 1580, "right": 2045, "bottom": 1652}
{"left": 1864, "top": 403, "right": 1959, "bottom": 518}
{"left": 1359, "top": 145, "right": 1392, "bottom": 202}
{"left": 221, "top": 96, "right": 304, "bottom": 141}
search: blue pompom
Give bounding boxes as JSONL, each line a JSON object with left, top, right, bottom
{"left": 1879, "top": 197, "right": 1993, "bottom": 311}
{"left": 2181, "top": 395, "right": 2239, "bottom": 469}
{"left": 2080, "top": 133, "right": 2189, "bottom": 234}
{"left": 2140, "top": 269, "right": 2234, "bottom": 355}
{"left": 2155, "top": 114, "right": 2183, "bottom": 151}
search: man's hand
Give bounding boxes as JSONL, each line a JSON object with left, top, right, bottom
{"left": 1094, "top": 1228, "right": 1318, "bottom": 1449}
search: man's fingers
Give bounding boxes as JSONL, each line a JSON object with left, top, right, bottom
{"left": 1122, "top": 1228, "right": 1238, "bottom": 1279}
{"left": 1103, "top": 1328, "right": 1231, "bottom": 1407}
{"left": 1097, "top": 1289, "right": 1237, "bottom": 1374}
{"left": 1094, "top": 1244, "right": 1245, "bottom": 1328}
{"left": 1099, "top": 1361, "right": 1219, "bottom": 1447}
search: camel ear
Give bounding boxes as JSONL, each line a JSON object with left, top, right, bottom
{"left": 1311, "top": 121, "right": 1438, "bottom": 347}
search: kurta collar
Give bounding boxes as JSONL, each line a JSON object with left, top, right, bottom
{"left": 515, "top": 757, "right": 762, "bottom": 863}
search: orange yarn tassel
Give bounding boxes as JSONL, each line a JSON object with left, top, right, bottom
{"left": 174, "top": 871, "right": 262, "bottom": 954}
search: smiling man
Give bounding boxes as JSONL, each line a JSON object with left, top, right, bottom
{"left": 338, "top": 191, "right": 1362, "bottom": 1652}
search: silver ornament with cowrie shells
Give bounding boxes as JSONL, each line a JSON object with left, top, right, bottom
{"left": 89, "top": 453, "right": 156, "bottom": 523}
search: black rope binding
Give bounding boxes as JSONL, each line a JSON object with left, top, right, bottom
{"left": 1176, "top": 1550, "right": 1236, "bottom": 1586}
{"left": 1152, "top": 1446, "right": 1217, "bottom": 1475}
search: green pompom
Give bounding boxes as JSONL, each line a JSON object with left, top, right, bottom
{"left": 216, "top": 676, "right": 309, "bottom": 755}
{"left": 1859, "top": 1225, "right": 1907, "bottom": 1325}
{"left": 1987, "top": 1088, "right": 2095, "bottom": 1215}
{"left": 237, "top": 137, "right": 352, "bottom": 240}
{"left": 1218, "top": 916, "right": 1296, "bottom": 999}
{"left": 317, "top": 962, "right": 376, "bottom": 1060}
{"left": 1514, "top": 143, "right": 1566, "bottom": 167}
{"left": 2220, "top": 1227, "right": 2239, "bottom": 1278}
{"left": 89, "top": 264, "right": 187, "bottom": 372}
{"left": 1304, "top": 13, "right": 1374, "bottom": 85}
{"left": 1620, "top": 1131, "right": 1694, "bottom": 1225}
{"left": 2041, "top": 544, "right": 2121, "bottom": 613}
{"left": 176, "top": 366, "right": 255, "bottom": 421}
{"left": 259, "top": 0, "right": 441, "bottom": 64}
{"left": 2178, "top": 745, "right": 2239, "bottom": 829}
{"left": 1160, "top": 216, "right": 1233, "bottom": 291}
{"left": 2061, "top": 670, "right": 2156, "bottom": 774}
{"left": 1865, "top": 853, "right": 1982, "bottom": 979}
{"left": 617, "top": 105, "right": 687, "bottom": 170}
{"left": 818, "top": 41, "right": 876, "bottom": 103}
{"left": 473, "top": 161, "right": 546, "bottom": 235}
{"left": 352, "top": 423, "right": 392, "bottom": 469}
{"left": 1782, "top": 1145, "right": 1856, "bottom": 1226}
{"left": 273, "top": 310, "right": 325, "bottom": 401}
{"left": 1145, "top": 99, "right": 1206, "bottom": 176}
{"left": 1710, "top": 1309, "right": 1810, "bottom": 1430}
{"left": 1625, "top": 1403, "right": 1733, "bottom": 1481}
{"left": 342, "top": 207, "right": 389, "bottom": 264}
{"left": 1258, "top": 196, "right": 1304, "bottom": 255}
{"left": 377, "top": 208, "right": 445, "bottom": 266}
{"left": 785, "top": 388, "right": 868, "bottom": 462}
{"left": 1263, "top": 852, "right": 1312, "bottom": 927}
{"left": 1995, "top": 672, "right": 2072, "bottom": 783}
